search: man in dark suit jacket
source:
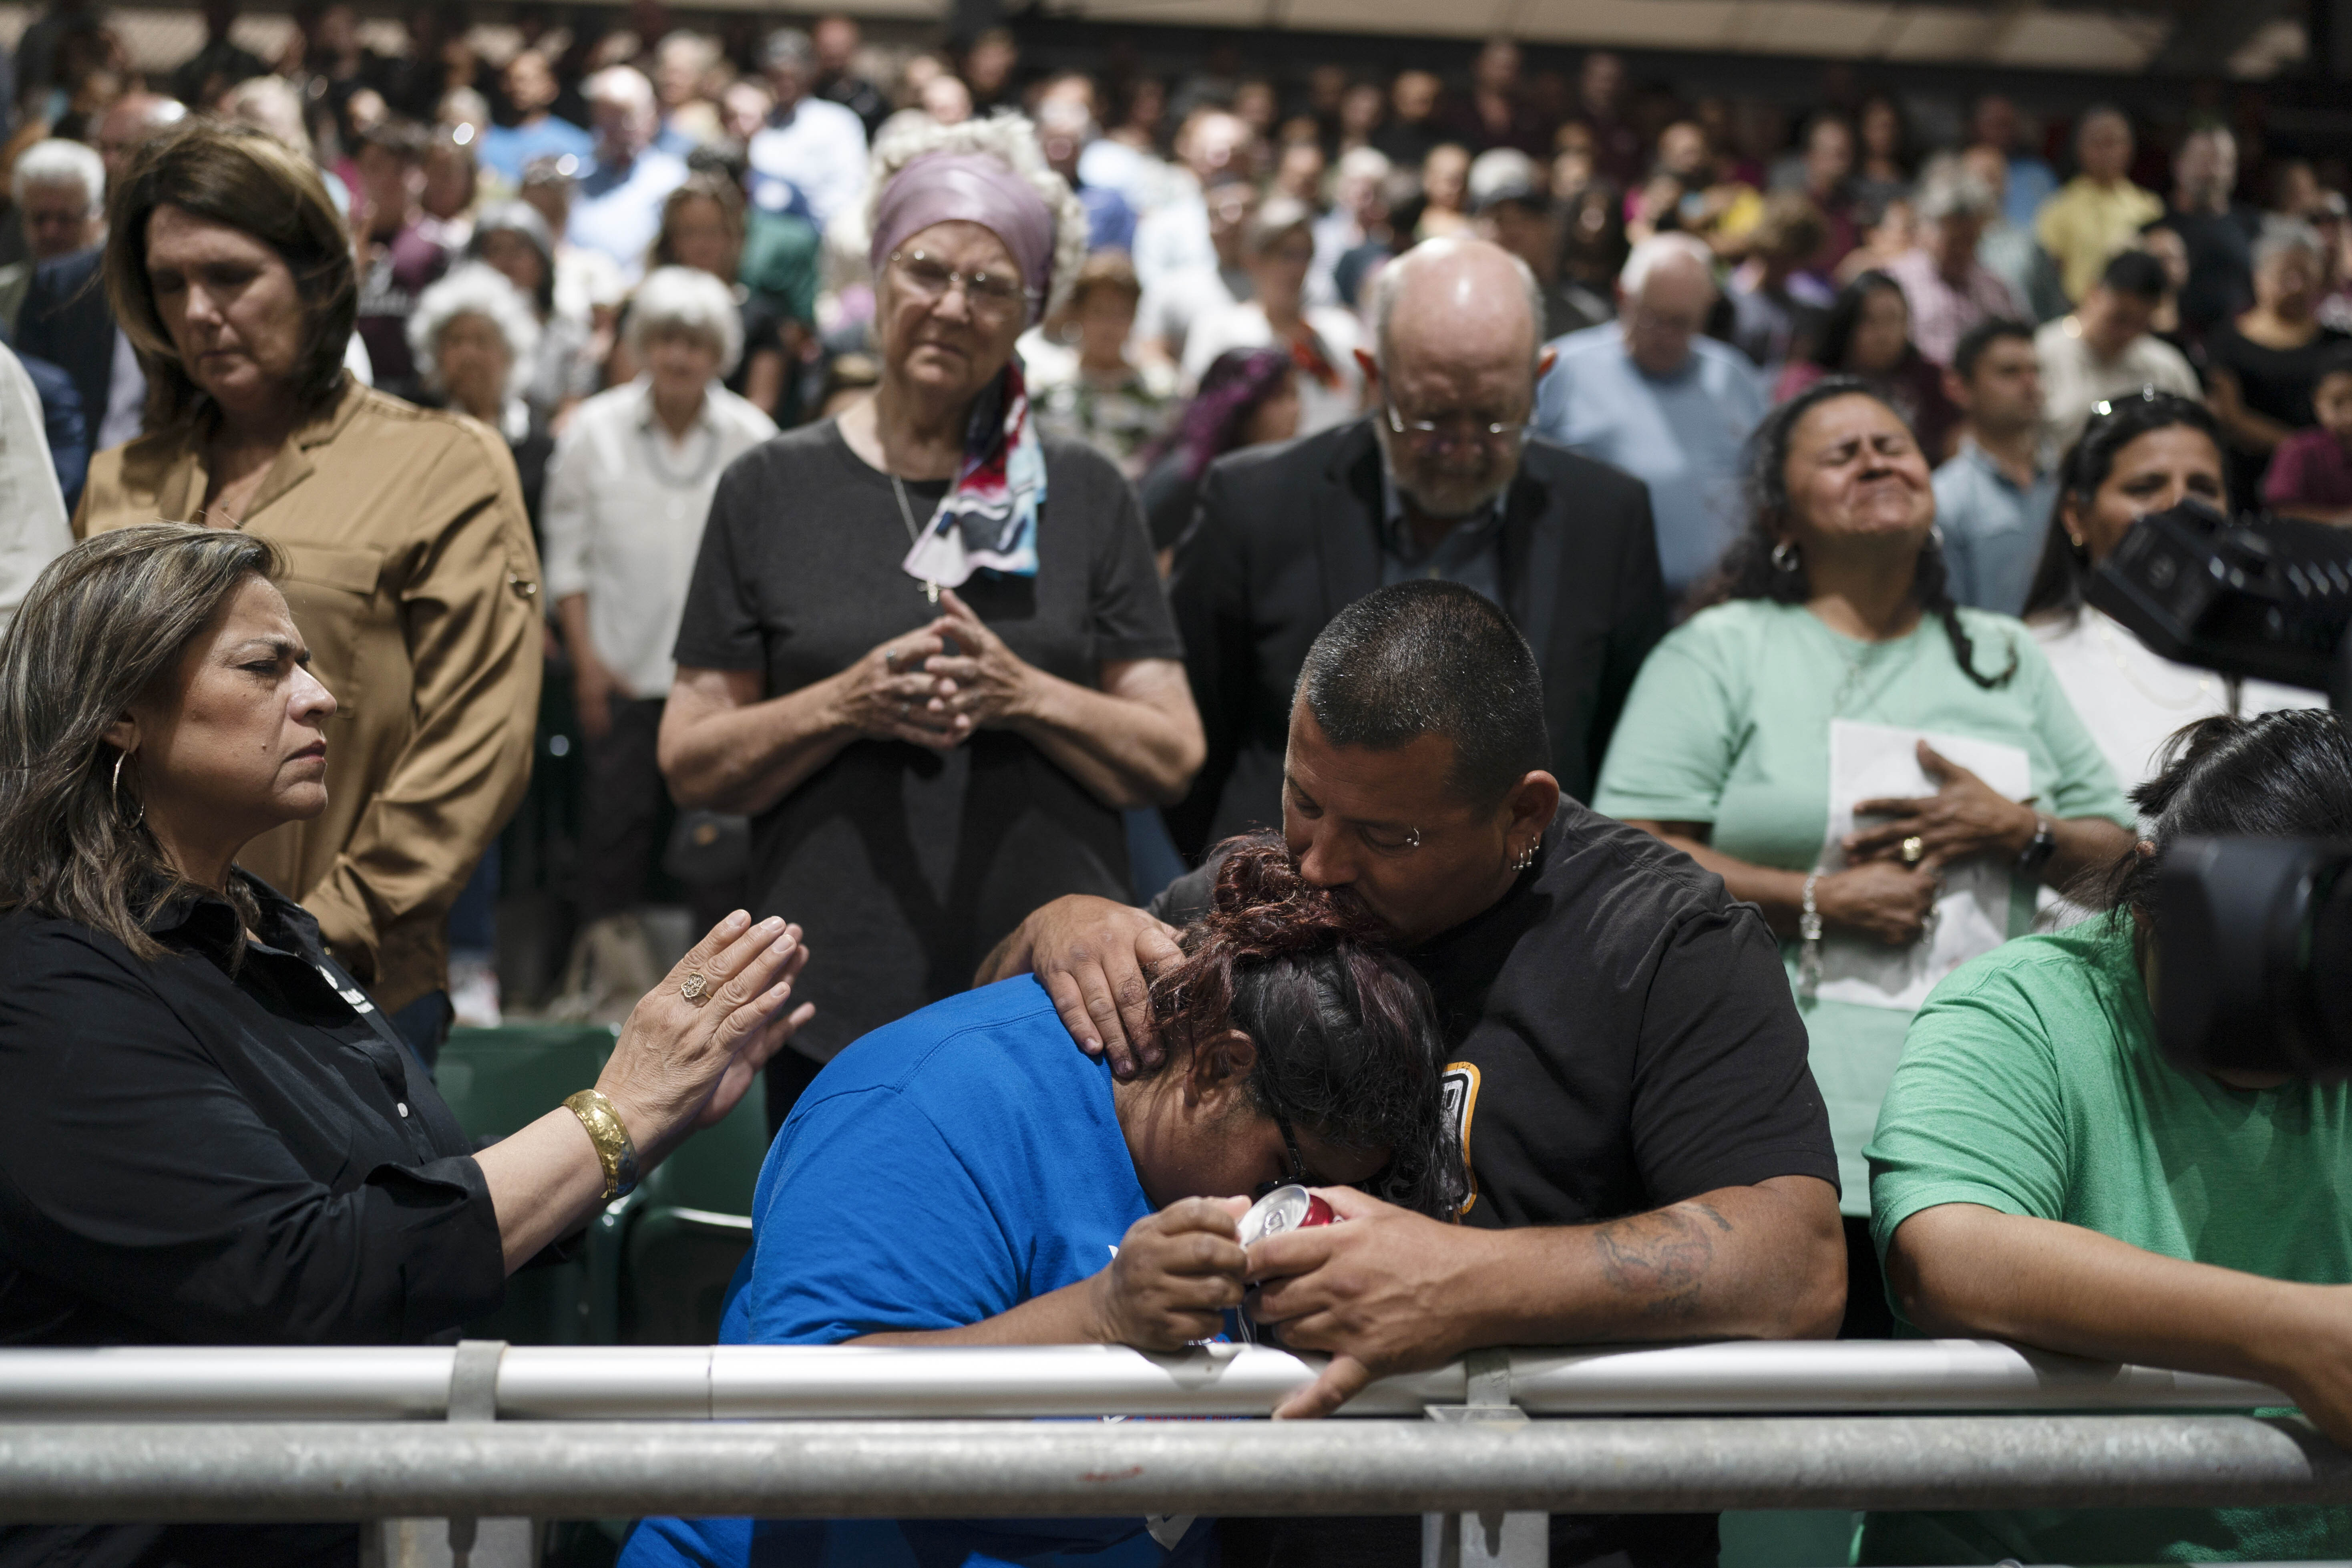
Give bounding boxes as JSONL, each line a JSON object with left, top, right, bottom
{"left": 1165, "top": 235, "right": 1667, "bottom": 860}
{"left": 16, "top": 245, "right": 114, "bottom": 458}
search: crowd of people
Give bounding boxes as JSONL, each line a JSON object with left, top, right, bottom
{"left": 0, "top": 11, "right": 2346, "bottom": 1568}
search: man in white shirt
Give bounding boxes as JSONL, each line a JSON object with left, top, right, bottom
{"left": 1131, "top": 108, "right": 1255, "bottom": 293}
{"left": 541, "top": 268, "right": 778, "bottom": 967}
{"left": 2034, "top": 248, "right": 2201, "bottom": 452}
{"left": 0, "top": 340, "right": 69, "bottom": 632}
{"left": 567, "top": 67, "right": 689, "bottom": 282}
{"left": 1180, "top": 196, "right": 1363, "bottom": 435}
{"left": 1134, "top": 179, "right": 1256, "bottom": 374}
{"left": 746, "top": 28, "right": 868, "bottom": 237}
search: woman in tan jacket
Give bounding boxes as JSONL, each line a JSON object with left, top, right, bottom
{"left": 76, "top": 120, "right": 543, "bottom": 1063}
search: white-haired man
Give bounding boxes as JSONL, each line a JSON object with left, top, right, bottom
{"left": 1534, "top": 231, "right": 1766, "bottom": 599}
{"left": 1162, "top": 234, "right": 1666, "bottom": 856}
{"left": 11, "top": 139, "right": 103, "bottom": 267}
{"left": 568, "top": 66, "right": 688, "bottom": 281}
{"left": 746, "top": 27, "right": 868, "bottom": 236}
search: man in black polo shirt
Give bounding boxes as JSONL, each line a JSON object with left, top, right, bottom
{"left": 981, "top": 580, "right": 1841, "bottom": 1568}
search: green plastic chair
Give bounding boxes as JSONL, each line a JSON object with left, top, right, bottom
{"left": 585, "top": 1080, "right": 774, "bottom": 1343}
{"left": 432, "top": 1026, "right": 618, "bottom": 1345}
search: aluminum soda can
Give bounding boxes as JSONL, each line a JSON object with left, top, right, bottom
{"left": 1239, "top": 1183, "right": 1336, "bottom": 1246}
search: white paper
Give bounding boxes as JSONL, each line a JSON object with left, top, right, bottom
{"left": 1811, "top": 720, "right": 2032, "bottom": 1013}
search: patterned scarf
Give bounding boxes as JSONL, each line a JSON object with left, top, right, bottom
{"left": 899, "top": 359, "right": 1045, "bottom": 589}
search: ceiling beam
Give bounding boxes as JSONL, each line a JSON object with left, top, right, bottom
{"left": 2148, "top": 0, "right": 2300, "bottom": 72}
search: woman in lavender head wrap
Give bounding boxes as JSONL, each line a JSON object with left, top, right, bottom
{"left": 661, "top": 113, "right": 1205, "bottom": 1132}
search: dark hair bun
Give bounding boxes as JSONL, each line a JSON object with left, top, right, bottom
{"left": 1196, "top": 833, "right": 1386, "bottom": 963}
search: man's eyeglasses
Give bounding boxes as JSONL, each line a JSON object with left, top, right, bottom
{"left": 1383, "top": 399, "right": 1532, "bottom": 452}
{"left": 890, "top": 249, "right": 1035, "bottom": 316}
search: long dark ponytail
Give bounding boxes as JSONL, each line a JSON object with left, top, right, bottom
{"left": 1695, "top": 376, "right": 2016, "bottom": 690}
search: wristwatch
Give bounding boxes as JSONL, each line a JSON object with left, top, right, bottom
{"left": 2014, "top": 813, "right": 2057, "bottom": 881}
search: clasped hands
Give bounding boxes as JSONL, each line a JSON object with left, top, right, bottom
{"left": 1816, "top": 740, "right": 2041, "bottom": 948}
{"left": 841, "top": 587, "right": 1035, "bottom": 750}
{"left": 1090, "top": 1187, "right": 1484, "bottom": 1422}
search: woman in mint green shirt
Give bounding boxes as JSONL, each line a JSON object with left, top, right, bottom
{"left": 1863, "top": 708, "right": 2352, "bottom": 1564}
{"left": 1593, "top": 379, "right": 2135, "bottom": 1334}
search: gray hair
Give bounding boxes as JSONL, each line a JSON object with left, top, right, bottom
{"left": 1367, "top": 243, "right": 1548, "bottom": 372}
{"left": 583, "top": 66, "right": 656, "bottom": 115}
{"left": 1246, "top": 195, "right": 1315, "bottom": 256}
{"left": 408, "top": 263, "right": 541, "bottom": 402}
{"left": 1619, "top": 232, "right": 1717, "bottom": 298}
{"left": 13, "top": 138, "right": 102, "bottom": 215}
{"left": 1916, "top": 167, "right": 1999, "bottom": 223}
{"left": 0, "top": 525, "right": 281, "bottom": 962}
{"left": 763, "top": 28, "right": 814, "bottom": 71}
{"left": 2256, "top": 219, "right": 2324, "bottom": 272}
{"left": 865, "top": 112, "right": 1090, "bottom": 320}
{"left": 625, "top": 265, "right": 744, "bottom": 376}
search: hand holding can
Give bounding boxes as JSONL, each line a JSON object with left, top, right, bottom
{"left": 1084, "top": 1196, "right": 1251, "bottom": 1351}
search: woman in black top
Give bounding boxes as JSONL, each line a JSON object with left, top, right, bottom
{"left": 0, "top": 525, "right": 812, "bottom": 1567}
{"left": 660, "top": 114, "right": 1204, "bottom": 1131}
{"left": 2205, "top": 221, "right": 2349, "bottom": 502}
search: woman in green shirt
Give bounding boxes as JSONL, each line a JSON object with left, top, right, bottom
{"left": 1864, "top": 708, "right": 2352, "bottom": 1564}
{"left": 1593, "top": 378, "right": 2135, "bottom": 1334}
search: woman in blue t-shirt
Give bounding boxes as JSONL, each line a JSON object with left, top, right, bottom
{"left": 626, "top": 836, "right": 1460, "bottom": 1568}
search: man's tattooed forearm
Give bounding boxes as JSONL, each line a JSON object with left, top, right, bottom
{"left": 1592, "top": 1202, "right": 1731, "bottom": 1318}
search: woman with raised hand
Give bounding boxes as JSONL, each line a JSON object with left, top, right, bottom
{"left": 0, "top": 525, "right": 810, "bottom": 1568}
{"left": 623, "top": 836, "right": 1459, "bottom": 1568}
{"left": 659, "top": 112, "right": 1204, "bottom": 1134}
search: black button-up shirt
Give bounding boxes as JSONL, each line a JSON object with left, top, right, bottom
{"left": 0, "top": 874, "right": 504, "bottom": 1348}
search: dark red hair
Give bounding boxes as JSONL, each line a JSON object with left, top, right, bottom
{"left": 1149, "top": 835, "right": 1460, "bottom": 1216}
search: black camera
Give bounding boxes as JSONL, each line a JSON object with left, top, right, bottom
{"left": 2087, "top": 501, "right": 2352, "bottom": 1077}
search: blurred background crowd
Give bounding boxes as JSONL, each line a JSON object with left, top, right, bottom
{"left": 4, "top": 0, "right": 2348, "bottom": 1024}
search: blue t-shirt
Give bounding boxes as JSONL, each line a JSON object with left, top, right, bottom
{"left": 621, "top": 977, "right": 1205, "bottom": 1568}
{"left": 476, "top": 115, "right": 595, "bottom": 187}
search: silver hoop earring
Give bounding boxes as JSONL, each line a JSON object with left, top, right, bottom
{"left": 1771, "top": 539, "right": 1799, "bottom": 572}
{"left": 1512, "top": 842, "right": 1537, "bottom": 873}
{"left": 111, "top": 750, "right": 143, "bottom": 827}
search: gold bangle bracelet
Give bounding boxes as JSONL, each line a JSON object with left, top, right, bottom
{"left": 564, "top": 1088, "right": 641, "bottom": 1201}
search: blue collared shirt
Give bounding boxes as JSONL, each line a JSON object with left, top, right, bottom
{"left": 1378, "top": 462, "right": 1507, "bottom": 607}
{"left": 1932, "top": 436, "right": 2058, "bottom": 617}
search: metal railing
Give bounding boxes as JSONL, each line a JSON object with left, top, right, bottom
{"left": 0, "top": 1338, "right": 2288, "bottom": 1421}
{"left": 0, "top": 1339, "right": 2342, "bottom": 1565}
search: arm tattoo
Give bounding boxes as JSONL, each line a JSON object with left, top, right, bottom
{"left": 1593, "top": 1202, "right": 1733, "bottom": 1319}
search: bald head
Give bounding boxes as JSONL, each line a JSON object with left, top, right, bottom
{"left": 97, "top": 93, "right": 187, "bottom": 185}
{"left": 1362, "top": 237, "right": 1551, "bottom": 523}
{"left": 1371, "top": 235, "right": 1543, "bottom": 381}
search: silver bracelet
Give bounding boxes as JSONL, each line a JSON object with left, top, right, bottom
{"left": 1798, "top": 870, "right": 1825, "bottom": 999}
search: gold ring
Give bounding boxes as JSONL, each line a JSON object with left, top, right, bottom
{"left": 679, "top": 971, "right": 710, "bottom": 1004}
{"left": 1900, "top": 836, "right": 1926, "bottom": 865}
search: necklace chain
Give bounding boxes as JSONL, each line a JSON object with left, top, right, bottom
{"left": 637, "top": 417, "right": 721, "bottom": 492}
{"left": 890, "top": 473, "right": 942, "bottom": 605}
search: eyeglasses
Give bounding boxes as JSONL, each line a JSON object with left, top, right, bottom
{"left": 891, "top": 248, "right": 1035, "bottom": 316}
{"left": 1252, "top": 1110, "right": 1313, "bottom": 1201}
{"left": 1383, "top": 399, "right": 1532, "bottom": 452}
